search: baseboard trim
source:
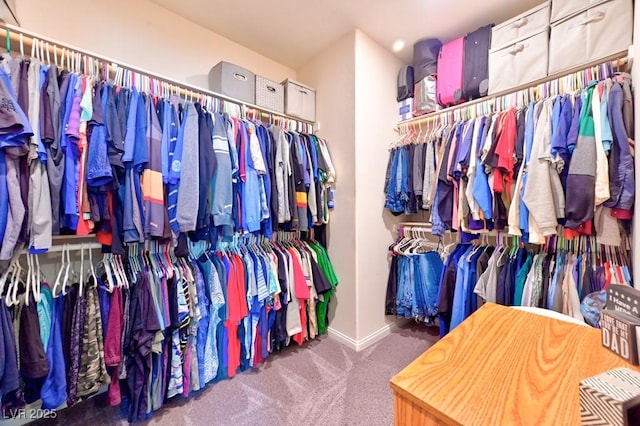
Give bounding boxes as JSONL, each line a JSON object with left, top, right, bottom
{"left": 355, "top": 323, "right": 398, "bottom": 351}
{"left": 326, "top": 326, "right": 358, "bottom": 350}
{"left": 327, "top": 322, "right": 400, "bottom": 352}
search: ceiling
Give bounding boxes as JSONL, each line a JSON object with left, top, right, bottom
{"left": 152, "top": 0, "right": 543, "bottom": 69}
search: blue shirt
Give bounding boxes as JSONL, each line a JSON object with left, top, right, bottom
{"left": 600, "top": 88, "right": 613, "bottom": 154}
{"left": 547, "top": 253, "right": 563, "bottom": 310}
{"left": 241, "top": 121, "right": 262, "bottom": 232}
{"left": 450, "top": 246, "right": 483, "bottom": 330}
{"left": 0, "top": 150, "right": 7, "bottom": 245}
{"left": 472, "top": 120, "right": 492, "bottom": 220}
{"left": 37, "top": 65, "right": 49, "bottom": 163}
{"left": 61, "top": 74, "right": 80, "bottom": 230}
{"left": 437, "top": 244, "right": 468, "bottom": 337}
{"left": 257, "top": 126, "right": 273, "bottom": 238}
{"left": 567, "top": 94, "right": 583, "bottom": 155}
{"left": 0, "top": 68, "right": 33, "bottom": 148}
{"left": 520, "top": 103, "right": 537, "bottom": 239}
{"left": 453, "top": 120, "right": 474, "bottom": 180}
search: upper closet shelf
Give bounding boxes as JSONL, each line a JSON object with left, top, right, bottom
{"left": 397, "top": 49, "right": 630, "bottom": 131}
{"left": 0, "top": 23, "right": 315, "bottom": 132}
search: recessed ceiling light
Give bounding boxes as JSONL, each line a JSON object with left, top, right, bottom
{"left": 392, "top": 39, "right": 406, "bottom": 53}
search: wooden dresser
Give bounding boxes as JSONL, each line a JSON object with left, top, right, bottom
{"left": 390, "top": 303, "right": 640, "bottom": 425}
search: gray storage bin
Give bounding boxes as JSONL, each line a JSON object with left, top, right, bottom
{"left": 209, "top": 61, "right": 255, "bottom": 104}
{"left": 489, "top": 29, "right": 549, "bottom": 94}
{"left": 550, "top": 0, "right": 610, "bottom": 23}
{"left": 548, "top": 0, "right": 632, "bottom": 74}
{"left": 491, "top": 2, "right": 550, "bottom": 51}
{"left": 255, "top": 75, "right": 284, "bottom": 113}
{"left": 282, "top": 79, "right": 316, "bottom": 122}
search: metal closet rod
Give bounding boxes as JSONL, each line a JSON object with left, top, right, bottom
{"left": 0, "top": 22, "right": 314, "bottom": 129}
{"left": 397, "top": 50, "right": 630, "bottom": 131}
{"left": 20, "top": 242, "right": 102, "bottom": 255}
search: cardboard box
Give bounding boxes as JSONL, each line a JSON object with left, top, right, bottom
{"left": 580, "top": 368, "right": 640, "bottom": 426}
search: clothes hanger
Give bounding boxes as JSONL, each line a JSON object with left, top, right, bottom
{"left": 78, "top": 244, "right": 85, "bottom": 298}
{"left": 99, "top": 252, "right": 115, "bottom": 292}
{"left": 115, "top": 254, "right": 128, "bottom": 288}
{"left": 6, "top": 258, "right": 22, "bottom": 307}
{"left": 0, "top": 260, "right": 13, "bottom": 299}
{"left": 120, "top": 252, "right": 130, "bottom": 287}
{"left": 129, "top": 243, "right": 138, "bottom": 277}
{"left": 52, "top": 244, "right": 66, "bottom": 297}
{"left": 62, "top": 244, "right": 72, "bottom": 296}
{"left": 89, "top": 245, "right": 97, "bottom": 288}
{"left": 108, "top": 253, "right": 121, "bottom": 288}
{"left": 24, "top": 254, "right": 32, "bottom": 306}
{"left": 33, "top": 254, "right": 42, "bottom": 303}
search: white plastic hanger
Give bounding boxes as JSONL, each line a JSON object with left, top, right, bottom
{"left": 30, "top": 37, "right": 37, "bottom": 62}
{"left": 103, "top": 253, "right": 115, "bottom": 292}
{"left": 6, "top": 258, "right": 22, "bottom": 307}
{"left": 109, "top": 254, "right": 122, "bottom": 288}
{"left": 89, "top": 245, "right": 97, "bottom": 289}
{"left": 53, "top": 244, "right": 66, "bottom": 297}
{"left": 24, "top": 253, "right": 32, "bottom": 306}
{"left": 79, "top": 244, "right": 85, "bottom": 298}
{"left": 114, "top": 254, "right": 127, "bottom": 288}
{"left": 32, "top": 254, "right": 42, "bottom": 303}
{"left": 62, "top": 244, "right": 72, "bottom": 296}
{"left": 0, "top": 262, "right": 13, "bottom": 298}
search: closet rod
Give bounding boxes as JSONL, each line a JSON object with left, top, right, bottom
{"left": 397, "top": 50, "right": 629, "bottom": 130}
{"left": 0, "top": 23, "right": 315, "bottom": 128}
{"left": 20, "top": 243, "right": 102, "bottom": 255}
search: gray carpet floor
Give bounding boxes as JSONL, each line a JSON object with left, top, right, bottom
{"left": 34, "top": 322, "right": 438, "bottom": 426}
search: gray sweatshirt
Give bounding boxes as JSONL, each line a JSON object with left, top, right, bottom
{"left": 176, "top": 102, "right": 200, "bottom": 232}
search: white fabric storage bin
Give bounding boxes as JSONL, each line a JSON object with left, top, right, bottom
{"left": 488, "top": 30, "right": 549, "bottom": 94}
{"left": 491, "top": 2, "right": 550, "bottom": 51}
{"left": 255, "top": 76, "right": 284, "bottom": 113}
{"left": 282, "top": 79, "right": 316, "bottom": 122}
{"left": 548, "top": 0, "right": 632, "bottom": 74}
{"left": 209, "top": 61, "right": 255, "bottom": 104}
{"left": 550, "top": 0, "right": 610, "bottom": 23}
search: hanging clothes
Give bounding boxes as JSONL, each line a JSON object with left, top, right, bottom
{"left": 384, "top": 73, "right": 635, "bottom": 251}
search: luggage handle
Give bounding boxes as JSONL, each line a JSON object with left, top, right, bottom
{"left": 233, "top": 72, "right": 248, "bottom": 82}
{"left": 508, "top": 44, "right": 525, "bottom": 55}
{"left": 568, "top": 11, "right": 605, "bottom": 29}
{"left": 511, "top": 17, "right": 528, "bottom": 29}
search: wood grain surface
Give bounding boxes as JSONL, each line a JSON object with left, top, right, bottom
{"left": 390, "top": 303, "right": 640, "bottom": 426}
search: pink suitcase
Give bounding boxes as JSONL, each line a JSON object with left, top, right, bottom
{"left": 436, "top": 37, "right": 466, "bottom": 108}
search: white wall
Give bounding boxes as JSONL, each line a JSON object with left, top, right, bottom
{"left": 298, "top": 30, "right": 403, "bottom": 346}
{"left": 298, "top": 32, "right": 358, "bottom": 340}
{"left": 16, "top": 0, "right": 296, "bottom": 88}
{"left": 354, "top": 30, "right": 405, "bottom": 340}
